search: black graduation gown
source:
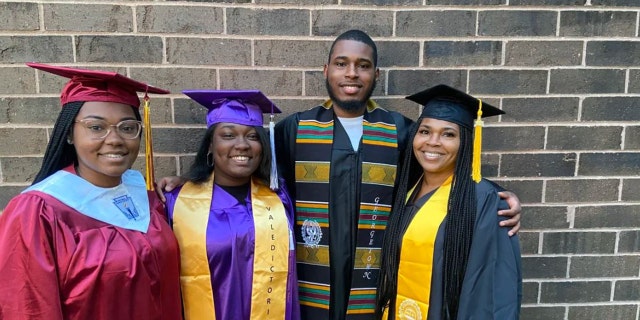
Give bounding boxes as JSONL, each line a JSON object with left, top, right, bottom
{"left": 416, "top": 179, "right": 522, "bottom": 319}
{"left": 275, "top": 106, "right": 413, "bottom": 320}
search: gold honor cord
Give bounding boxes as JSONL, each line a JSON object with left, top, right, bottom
{"left": 173, "top": 178, "right": 216, "bottom": 320}
{"left": 143, "top": 95, "right": 154, "bottom": 191}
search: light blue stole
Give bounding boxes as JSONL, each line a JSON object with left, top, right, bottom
{"left": 24, "top": 169, "right": 151, "bottom": 233}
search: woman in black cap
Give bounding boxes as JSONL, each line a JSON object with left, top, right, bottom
{"left": 376, "top": 84, "right": 521, "bottom": 319}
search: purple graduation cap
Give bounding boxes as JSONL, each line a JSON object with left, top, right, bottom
{"left": 182, "top": 89, "right": 281, "bottom": 128}
{"left": 182, "top": 89, "right": 282, "bottom": 190}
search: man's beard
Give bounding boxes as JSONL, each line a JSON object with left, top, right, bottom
{"left": 325, "top": 79, "right": 377, "bottom": 113}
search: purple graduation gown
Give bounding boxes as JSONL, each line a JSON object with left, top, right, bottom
{"left": 165, "top": 180, "right": 300, "bottom": 320}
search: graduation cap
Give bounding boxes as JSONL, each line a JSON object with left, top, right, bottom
{"left": 406, "top": 84, "right": 505, "bottom": 182}
{"left": 27, "top": 62, "right": 170, "bottom": 191}
{"left": 26, "top": 62, "right": 169, "bottom": 107}
{"left": 182, "top": 89, "right": 281, "bottom": 128}
{"left": 182, "top": 89, "right": 282, "bottom": 190}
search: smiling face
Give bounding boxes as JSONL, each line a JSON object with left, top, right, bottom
{"left": 210, "top": 123, "right": 263, "bottom": 186}
{"left": 72, "top": 101, "right": 140, "bottom": 188}
{"left": 324, "top": 39, "right": 379, "bottom": 117}
{"left": 412, "top": 117, "right": 461, "bottom": 180}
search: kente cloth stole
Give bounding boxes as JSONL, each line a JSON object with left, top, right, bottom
{"left": 392, "top": 176, "right": 452, "bottom": 320}
{"left": 295, "top": 100, "right": 398, "bottom": 317}
{"left": 172, "top": 175, "right": 290, "bottom": 320}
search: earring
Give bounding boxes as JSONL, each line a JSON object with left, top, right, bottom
{"left": 67, "top": 138, "right": 73, "bottom": 144}
{"left": 206, "top": 152, "right": 214, "bottom": 167}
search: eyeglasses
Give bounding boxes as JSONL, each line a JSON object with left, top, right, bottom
{"left": 74, "top": 119, "right": 143, "bottom": 140}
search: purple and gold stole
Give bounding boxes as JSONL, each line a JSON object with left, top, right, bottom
{"left": 172, "top": 175, "right": 290, "bottom": 320}
{"left": 294, "top": 100, "right": 398, "bottom": 318}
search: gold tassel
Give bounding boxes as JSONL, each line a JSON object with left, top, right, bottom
{"left": 143, "top": 94, "right": 155, "bottom": 191}
{"left": 472, "top": 99, "right": 483, "bottom": 183}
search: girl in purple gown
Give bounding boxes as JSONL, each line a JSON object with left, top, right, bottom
{"left": 164, "top": 90, "right": 300, "bottom": 320}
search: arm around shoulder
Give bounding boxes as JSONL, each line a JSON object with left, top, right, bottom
{"left": 483, "top": 178, "right": 522, "bottom": 235}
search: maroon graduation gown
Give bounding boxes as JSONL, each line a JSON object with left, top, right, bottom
{"left": 0, "top": 184, "right": 182, "bottom": 319}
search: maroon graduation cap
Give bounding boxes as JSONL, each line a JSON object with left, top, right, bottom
{"left": 27, "top": 62, "right": 169, "bottom": 107}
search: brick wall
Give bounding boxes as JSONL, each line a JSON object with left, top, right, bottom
{"left": 0, "top": 1, "right": 639, "bottom": 319}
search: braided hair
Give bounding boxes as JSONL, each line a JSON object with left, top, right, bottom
{"left": 376, "top": 120, "right": 421, "bottom": 318}
{"left": 185, "top": 124, "right": 272, "bottom": 186}
{"left": 441, "top": 125, "right": 476, "bottom": 320}
{"left": 32, "top": 101, "right": 142, "bottom": 185}
{"left": 32, "top": 101, "right": 83, "bottom": 184}
{"left": 376, "top": 116, "right": 477, "bottom": 320}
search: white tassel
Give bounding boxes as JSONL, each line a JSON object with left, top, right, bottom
{"left": 269, "top": 115, "right": 279, "bottom": 190}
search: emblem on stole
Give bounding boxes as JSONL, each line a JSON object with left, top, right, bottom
{"left": 301, "top": 219, "right": 322, "bottom": 247}
{"left": 113, "top": 195, "right": 140, "bottom": 220}
{"left": 398, "top": 299, "right": 422, "bottom": 320}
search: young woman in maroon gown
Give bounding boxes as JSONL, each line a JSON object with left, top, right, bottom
{"left": 0, "top": 63, "right": 182, "bottom": 320}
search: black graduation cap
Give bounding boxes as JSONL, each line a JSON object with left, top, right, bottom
{"left": 406, "top": 84, "right": 504, "bottom": 129}
{"left": 406, "top": 84, "right": 506, "bottom": 182}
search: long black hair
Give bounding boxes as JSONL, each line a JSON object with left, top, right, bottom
{"left": 33, "top": 101, "right": 142, "bottom": 185}
{"left": 377, "top": 116, "right": 477, "bottom": 320}
{"left": 185, "top": 124, "right": 272, "bottom": 186}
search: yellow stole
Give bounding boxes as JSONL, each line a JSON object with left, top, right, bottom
{"left": 249, "top": 177, "right": 290, "bottom": 319}
{"left": 390, "top": 176, "right": 452, "bottom": 320}
{"left": 172, "top": 174, "right": 290, "bottom": 320}
{"left": 173, "top": 177, "right": 215, "bottom": 320}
